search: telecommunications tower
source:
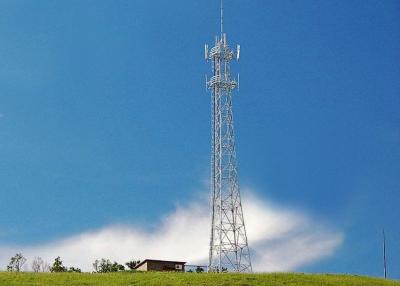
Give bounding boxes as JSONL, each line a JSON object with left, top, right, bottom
{"left": 205, "top": 0, "right": 252, "bottom": 273}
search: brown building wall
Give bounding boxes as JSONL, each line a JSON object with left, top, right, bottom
{"left": 148, "top": 261, "right": 185, "bottom": 272}
{"left": 136, "top": 261, "right": 185, "bottom": 272}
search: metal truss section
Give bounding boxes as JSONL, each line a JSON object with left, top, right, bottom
{"left": 205, "top": 14, "right": 252, "bottom": 273}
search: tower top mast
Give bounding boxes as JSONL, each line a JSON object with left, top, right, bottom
{"left": 220, "top": 0, "right": 224, "bottom": 35}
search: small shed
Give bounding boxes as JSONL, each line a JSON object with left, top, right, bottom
{"left": 134, "top": 259, "right": 186, "bottom": 272}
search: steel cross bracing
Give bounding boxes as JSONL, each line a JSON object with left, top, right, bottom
{"left": 205, "top": 29, "right": 252, "bottom": 272}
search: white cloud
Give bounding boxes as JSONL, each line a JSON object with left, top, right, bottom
{"left": 0, "top": 191, "right": 343, "bottom": 272}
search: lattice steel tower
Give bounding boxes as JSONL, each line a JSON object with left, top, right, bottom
{"left": 205, "top": 0, "right": 252, "bottom": 273}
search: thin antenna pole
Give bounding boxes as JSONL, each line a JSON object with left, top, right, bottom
{"left": 383, "top": 229, "right": 387, "bottom": 279}
{"left": 220, "top": 0, "right": 224, "bottom": 35}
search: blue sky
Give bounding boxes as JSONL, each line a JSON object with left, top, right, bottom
{"left": 0, "top": 0, "right": 399, "bottom": 278}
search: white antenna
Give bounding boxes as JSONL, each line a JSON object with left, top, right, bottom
{"left": 205, "top": 44, "right": 209, "bottom": 60}
{"left": 237, "top": 45, "right": 241, "bottom": 61}
{"left": 237, "top": 73, "right": 240, "bottom": 91}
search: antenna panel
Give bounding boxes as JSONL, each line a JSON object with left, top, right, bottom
{"left": 205, "top": 44, "right": 209, "bottom": 60}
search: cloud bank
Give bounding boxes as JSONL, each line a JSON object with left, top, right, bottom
{"left": 0, "top": 191, "right": 343, "bottom": 272}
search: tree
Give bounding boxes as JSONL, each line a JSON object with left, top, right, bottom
{"left": 7, "top": 253, "right": 26, "bottom": 272}
{"left": 195, "top": 266, "right": 204, "bottom": 273}
{"left": 93, "top": 259, "right": 100, "bottom": 272}
{"left": 94, "top": 258, "right": 125, "bottom": 273}
{"left": 125, "top": 260, "right": 141, "bottom": 270}
{"left": 98, "top": 258, "right": 112, "bottom": 273}
{"left": 32, "top": 257, "right": 43, "bottom": 273}
{"left": 41, "top": 261, "right": 51, "bottom": 272}
{"left": 112, "top": 262, "right": 125, "bottom": 272}
{"left": 68, "top": 267, "right": 82, "bottom": 273}
{"left": 50, "top": 256, "right": 67, "bottom": 272}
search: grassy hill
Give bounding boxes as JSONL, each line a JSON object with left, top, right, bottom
{"left": 0, "top": 272, "right": 399, "bottom": 286}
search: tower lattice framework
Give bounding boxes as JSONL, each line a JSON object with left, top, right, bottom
{"left": 205, "top": 0, "right": 252, "bottom": 273}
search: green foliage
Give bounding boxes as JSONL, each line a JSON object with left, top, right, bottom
{"left": 68, "top": 267, "right": 82, "bottom": 273}
{"left": 49, "top": 256, "right": 81, "bottom": 273}
{"left": 93, "top": 259, "right": 125, "bottom": 273}
{"left": 0, "top": 272, "right": 399, "bottom": 286}
{"left": 7, "top": 253, "right": 26, "bottom": 272}
{"left": 125, "top": 260, "right": 141, "bottom": 270}
{"left": 50, "top": 257, "right": 67, "bottom": 273}
{"left": 195, "top": 266, "right": 204, "bottom": 273}
{"left": 113, "top": 263, "right": 125, "bottom": 272}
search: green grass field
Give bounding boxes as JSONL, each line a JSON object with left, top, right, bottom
{"left": 0, "top": 272, "right": 399, "bottom": 286}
